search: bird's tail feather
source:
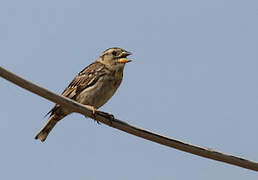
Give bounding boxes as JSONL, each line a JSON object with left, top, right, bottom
{"left": 35, "top": 115, "right": 61, "bottom": 142}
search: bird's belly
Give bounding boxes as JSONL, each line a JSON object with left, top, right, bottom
{"left": 75, "top": 77, "right": 122, "bottom": 108}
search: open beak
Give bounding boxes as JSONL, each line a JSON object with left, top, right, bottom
{"left": 118, "top": 51, "right": 132, "bottom": 63}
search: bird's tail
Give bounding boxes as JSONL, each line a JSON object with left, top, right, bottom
{"left": 35, "top": 115, "right": 63, "bottom": 142}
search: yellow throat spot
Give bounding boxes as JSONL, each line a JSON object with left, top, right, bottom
{"left": 115, "top": 71, "right": 123, "bottom": 79}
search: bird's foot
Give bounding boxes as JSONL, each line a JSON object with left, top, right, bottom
{"left": 84, "top": 105, "right": 98, "bottom": 114}
{"left": 84, "top": 105, "right": 100, "bottom": 124}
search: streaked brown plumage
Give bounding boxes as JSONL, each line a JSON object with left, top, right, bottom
{"left": 35, "top": 47, "right": 132, "bottom": 142}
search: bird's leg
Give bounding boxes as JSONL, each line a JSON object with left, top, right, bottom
{"left": 85, "top": 105, "right": 97, "bottom": 114}
{"left": 84, "top": 105, "right": 100, "bottom": 124}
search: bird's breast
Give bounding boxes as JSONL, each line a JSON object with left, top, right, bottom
{"left": 76, "top": 74, "right": 122, "bottom": 108}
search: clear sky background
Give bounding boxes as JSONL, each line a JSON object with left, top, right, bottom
{"left": 1, "top": 0, "right": 258, "bottom": 179}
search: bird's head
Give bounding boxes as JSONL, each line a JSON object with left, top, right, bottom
{"left": 98, "top": 47, "right": 132, "bottom": 70}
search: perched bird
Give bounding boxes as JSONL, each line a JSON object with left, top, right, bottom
{"left": 35, "top": 47, "right": 132, "bottom": 142}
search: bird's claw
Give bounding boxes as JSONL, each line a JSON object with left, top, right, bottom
{"left": 84, "top": 105, "right": 100, "bottom": 124}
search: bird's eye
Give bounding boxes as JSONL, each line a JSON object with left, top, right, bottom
{"left": 112, "top": 51, "right": 118, "bottom": 56}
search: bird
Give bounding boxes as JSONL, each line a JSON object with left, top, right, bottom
{"left": 35, "top": 47, "right": 132, "bottom": 142}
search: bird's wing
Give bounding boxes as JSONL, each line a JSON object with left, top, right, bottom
{"left": 61, "top": 62, "right": 107, "bottom": 99}
{"left": 47, "top": 61, "right": 108, "bottom": 116}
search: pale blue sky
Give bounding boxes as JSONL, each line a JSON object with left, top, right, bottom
{"left": 1, "top": 0, "right": 258, "bottom": 179}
